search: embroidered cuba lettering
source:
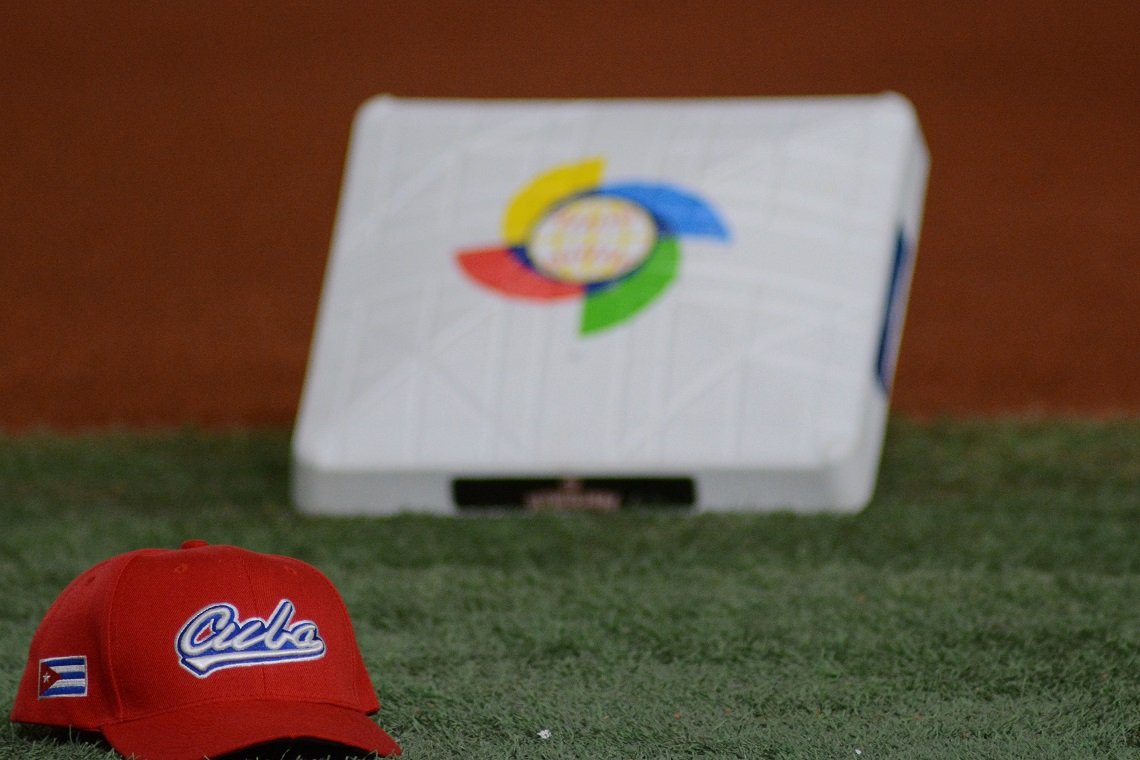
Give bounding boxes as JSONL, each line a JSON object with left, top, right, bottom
{"left": 176, "top": 599, "right": 326, "bottom": 678}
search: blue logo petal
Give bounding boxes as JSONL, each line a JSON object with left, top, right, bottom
{"left": 595, "top": 183, "right": 730, "bottom": 240}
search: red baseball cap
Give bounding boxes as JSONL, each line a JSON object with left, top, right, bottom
{"left": 10, "top": 540, "right": 401, "bottom": 759}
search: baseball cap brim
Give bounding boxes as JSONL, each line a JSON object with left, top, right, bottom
{"left": 101, "top": 699, "right": 401, "bottom": 759}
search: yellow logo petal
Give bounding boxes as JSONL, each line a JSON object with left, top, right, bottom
{"left": 501, "top": 157, "right": 605, "bottom": 245}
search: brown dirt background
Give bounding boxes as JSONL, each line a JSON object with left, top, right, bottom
{"left": 3, "top": 2, "right": 1137, "bottom": 430}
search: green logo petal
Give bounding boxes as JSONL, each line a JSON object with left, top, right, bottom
{"left": 580, "top": 237, "right": 679, "bottom": 335}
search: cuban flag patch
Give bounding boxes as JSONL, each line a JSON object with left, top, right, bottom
{"left": 38, "top": 656, "right": 88, "bottom": 698}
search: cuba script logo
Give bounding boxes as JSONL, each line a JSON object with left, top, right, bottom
{"left": 176, "top": 599, "right": 326, "bottom": 678}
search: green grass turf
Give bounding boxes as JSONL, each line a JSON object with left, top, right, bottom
{"left": 2, "top": 419, "right": 1140, "bottom": 759}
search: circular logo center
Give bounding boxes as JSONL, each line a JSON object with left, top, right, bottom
{"left": 528, "top": 196, "right": 657, "bottom": 284}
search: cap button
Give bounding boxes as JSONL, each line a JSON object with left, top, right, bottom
{"left": 180, "top": 539, "right": 209, "bottom": 550}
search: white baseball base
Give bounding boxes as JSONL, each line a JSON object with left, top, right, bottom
{"left": 293, "top": 93, "right": 929, "bottom": 514}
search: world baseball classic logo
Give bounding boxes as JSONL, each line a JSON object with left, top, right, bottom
{"left": 456, "top": 157, "right": 729, "bottom": 335}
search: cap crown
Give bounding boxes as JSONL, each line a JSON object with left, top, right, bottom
{"left": 12, "top": 543, "right": 378, "bottom": 730}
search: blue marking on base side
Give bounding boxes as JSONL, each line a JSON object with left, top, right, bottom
{"left": 875, "top": 229, "right": 912, "bottom": 395}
